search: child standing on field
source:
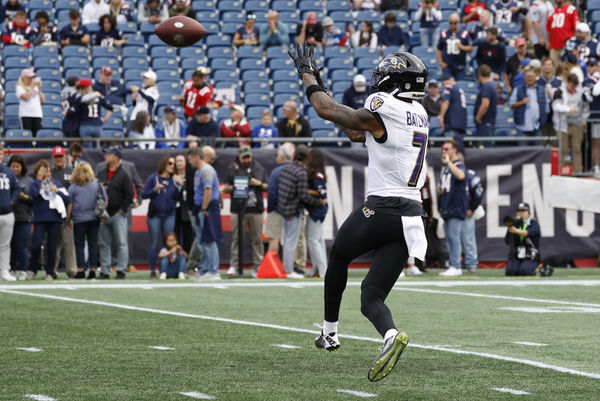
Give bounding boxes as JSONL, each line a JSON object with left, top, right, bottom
{"left": 158, "top": 233, "right": 188, "bottom": 279}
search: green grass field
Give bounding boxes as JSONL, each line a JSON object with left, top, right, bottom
{"left": 1, "top": 268, "right": 599, "bottom": 401}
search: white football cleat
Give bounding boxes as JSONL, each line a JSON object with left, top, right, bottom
{"left": 314, "top": 324, "right": 340, "bottom": 352}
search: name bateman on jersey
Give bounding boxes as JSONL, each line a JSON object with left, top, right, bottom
{"left": 406, "top": 112, "right": 429, "bottom": 128}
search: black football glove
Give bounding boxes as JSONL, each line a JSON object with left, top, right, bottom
{"left": 311, "top": 57, "right": 328, "bottom": 92}
{"left": 288, "top": 42, "right": 315, "bottom": 78}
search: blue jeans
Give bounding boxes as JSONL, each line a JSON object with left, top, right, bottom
{"left": 30, "top": 221, "right": 61, "bottom": 275}
{"left": 442, "top": 67, "right": 466, "bottom": 81}
{"left": 305, "top": 218, "right": 327, "bottom": 277}
{"left": 74, "top": 220, "right": 100, "bottom": 269}
{"left": 420, "top": 27, "right": 439, "bottom": 48}
{"left": 282, "top": 214, "right": 303, "bottom": 273}
{"left": 160, "top": 254, "right": 186, "bottom": 278}
{"left": 79, "top": 125, "right": 102, "bottom": 148}
{"left": 147, "top": 215, "right": 175, "bottom": 272}
{"left": 460, "top": 216, "right": 478, "bottom": 270}
{"left": 444, "top": 218, "right": 465, "bottom": 269}
{"left": 10, "top": 221, "right": 31, "bottom": 271}
{"left": 194, "top": 212, "right": 219, "bottom": 274}
{"left": 476, "top": 123, "right": 495, "bottom": 147}
{"left": 98, "top": 215, "right": 128, "bottom": 274}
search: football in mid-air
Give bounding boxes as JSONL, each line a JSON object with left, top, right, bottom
{"left": 155, "top": 16, "right": 207, "bottom": 48}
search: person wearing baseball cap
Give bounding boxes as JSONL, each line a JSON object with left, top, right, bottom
{"left": 73, "top": 78, "right": 114, "bottom": 148}
{"left": 423, "top": 79, "right": 441, "bottom": 118}
{"left": 221, "top": 104, "right": 251, "bottom": 142}
{"left": 505, "top": 202, "right": 541, "bottom": 276}
{"left": 129, "top": 69, "right": 159, "bottom": 130}
{"left": 155, "top": 105, "right": 188, "bottom": 149}
{"left": 342, "top": 74, "right": 370, "bottom": 110}
{"left": 62, "top": 75, "right": 81, "bottom": 138}
{"left": 93, "top": 65, "right": 129, "bottom": 109}
{"left": 296, "top": 11, "right": 323, "bottom": 46}
{"left": 504, "top": 37, "right": 534, "bottom": 94}
{"left": 233, "top": 11, "right": 259, "bottom": 47}
{"left": 17, "top": 68, "right": 44, "bottom": 137}
{"left": 186, "top": 106, "right": 219, "bottom": 143}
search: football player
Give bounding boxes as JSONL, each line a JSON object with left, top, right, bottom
{"left": 289, "top": 44, "right": 429, "bottom": 382}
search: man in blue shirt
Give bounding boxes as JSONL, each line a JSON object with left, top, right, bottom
{"left": 259, "top": 10, "right": 289, "bottom": 49}
{"left": 565, "top": 22, "right": 599, "bottom": 64}
{"left": 474, "top": 27, "right": 506, "bottom": 79}
{"left": 436, "top": 13, "right": 473, "bottom": 80}
{"left": 489, "top": 0, "right": 522, "bottom": 23}
{"left": 437, "top": 139, "right": 467, "bottom": 276}
{"left": 583, "top": 58, "right": 600, "bottom": 176}
{"left": 93, "top": 66, "right": 130, "bottom": 108}
{"left": 59, "top": 9, "right": 90, "bottom": 46}
{"left": 342, "top": 74, "right": 370, "bottom": 110}
{"left": 0, "top": 144, "right": 19, "bottom": 281}
{"left": 439, "top": 77, "right": 467, "bottom": 153}
{"left": 509, "top": 68, "right": 548, "bottom": 145}
{"left": 474, "top": 65, "right": 498, "bottom": 138}
{"left": 377, "top": 12, "right": 406, "bottom": 51}
{"left": 461, "top": 165, "right": 484, "bottom": 272}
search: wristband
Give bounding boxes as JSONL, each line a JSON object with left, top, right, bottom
{"left": 306, "top": 85, "right": 325, "bottom": 101}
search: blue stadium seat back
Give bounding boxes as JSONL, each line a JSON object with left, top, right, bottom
{"left": 217, "top": 107, "right": 231, "bottom": 121}
{"left": 245, "top": 93, "right": 271, "bottom": 107}
{"left": 589, "top": 10, "right": 600, "bottom": 22}
{"left": 328, "top": 10, "right": 352, "bottom": 22}
{"left": 440, "top": 9, "right": 454, "bottom": 21}
{"left": 118, "top": 21, "right": 138, "bottom": 34}
{"left": 272, "top": 0, "right": 297, "bottom": 12}
{"left": 205, "top": 34, "right": 232, "bottom": 47}
{"left": 124, "top": 68, "right": 145, "bottom": 81}
{"left": 179, "top": 46, "right": 204, "bottom": 59}
{"left": 33, "top": 45, "right": 58, "bottom": 58}
{"left": 506, "top": 46, "right": 516, "bottom": 58}
{"left": 244, "top": 81, "right": 270, "bottom": 95}
{"left": 92, "top": 46, "right": 118, "bottom": 59}
{"left": 355, "top": 57, "right": 379, "bottom": 70}
{"left": 139, "top": 22, "right": 157, "bottom": 36}
{"left": 327, "top": 0, "right": 350, "bottom": 11}
{"left": 123, "top": 34, "right": 145, "bottom": 46}
{"left": 268, "top": 57, "right": 294, "bottom": 70}
{"left": 29, "top": 9, "right": 55, "bottom": 22}
{"left": 331, "top": 80, "right": 351, "bottom": 94}
{"left": 241, "top": 69, "right": 269, "bottom": 82}
{"left": 278, "top": 10, "right": 300, "bottom": 24}
{"left": 437, "top": 0, "right": 457, "bottom": 8}
{"left": 63, "top": 56, "right": 88, "bottom": 69}
{"left": 465, "top": 92, "right": 477, "bottom": 105}
{"left": 273, "top": 93, "right": 299, "bottom": 108}
{"left": 3, "top": 45, "right": 28, "bottom": 58}
{"left": 207, "top": 46, "right": 234, "bottom": 59}
{"left": 4, "top": 57, "right": 30, "bottom": 69}
{"left": 298, "top": 0, "right": 321, "bottom": 11}
{"left": 324, "top": 46, "right": 350, "bottom": 59}
{"left": 122, "top": 45, "right": 146, "bottom": 60}
{"left": 36, "top": 68, "right": 61, "bottom": 82}
{"left": 246, "top": 106, "right": 270, "bottom": 119}
{"left": 196, "top": 11, "right": 220, "bottom": 25}
{"left": 5, "top": 93, "right": 19, "bottom": 105}
{"left": 43, "top": 80, "right": 62, "bottom": 93}
{"left": 266, "top": 46, "right": 289, "bottom": 59}
{"left": 455, "top": 80, "right": 478, "bottom": 94}
{"left": 327, "top": 57, "right": 354, "bottom": 71}
{"left": 29, "top": 0, "right": 52, "bottom": 10}
{"left": 93, "top": 57, "right": 119, "bottom": 70}
{"left": 239, "top": 58, "right": 265, "bottom": 70}
{"left": 157, "top": 81, "right": 181, "bottom": 95}
{"left": 409, "top": 35, "right": 421, "bottom": 47}
{"left": 312, "top": 130, "right": 338, "bottom": 145}
{"left": 152, "top": 57, "right": 178, "bottom": 70}
{"left": 300, "top": 10, "right": 325, "bottom": 21}
{"left": 123, "top": 57, "right": 149, "bottom": 70}
{"left": 208, "top": 57, "right": 236, "bottom": 70}
{"left": 4, "top": 68, "right": 23, "bottom": 81}
{"left": 310, "top": 118, "right": 335, "bottom": 131}
{"left": 42, "top": 116, "right": 62, "bottom": 129}
{"left": 42, "top": 105, "right": 62, "bottom": 118}
{"left": 219, "top": 1, "right": 243, "bottom": 12}
{"left": 271, "top": 69, "right": 298, "bottom": 82}
{"left": 254, "top": 10, "right": 269, "bottom": 23}
{"left": 85, "top": 23, "right": 100, "bottom": 35}
{"left": 55, "top": 0, "right": 79, "bottom": 10}
{"left": 273, "top": 81, "right": 299, "bottom": 95}
{"left": 245, "top": 0, "right": 269, "bottom": 12}
{"left": 213, "top": 69, "right": 238, "bottom": 82}
{"left": 64, "top": 68, "right": 91, "bottom": 79}
{"left": 5, "top": 129, "right": 33, "bottom": 147}
{"left": 237, "top": 46, "right": 262, "bottom": 59}
{"left": 102, "top": 130, "right": 125, "bottom": 140}
{"left": 35, "top": 129, "right": 64, "bottom": 148}
{"left": 200, "top": 23, "right": 220, "bottom": 38}
{"left": 156, "top": 93, "right": 181, "bottom": 107}
{"left": 382, "top": 45, "right": 402, "bottom": 57}
{"left": 103, "top": 116, "right": 124, "bottom": 130}
{"left": 497, "top": 22, "right": 519, "bottom": 34}
{"left": 182, "top": 57, "right": 208, "bottom": 70}
{"left": 221, "top": 22, "right": 240, "bottom": 36}
{"left": 154, "top": 69, "right": 180, "bottom": 82}
{"left": 356, "top": 10, "right": 380, "bottom": 23}
{"left": 44, "top": 92, "right": 61, "bottom": 105}
{"left": 192, "top": 0, "right": 216, "bottom": 11}
{"left": 353, "top": 47, "right": 378, "bottom": 59}
{"left": 147, "top": 35, "right": 169, "bottom": 48}
{"left": 393, "top": 10, "right": 409, "bottom": 22}
{"left": 329, "top": 69, "right": 355, "bottom": 83}
{"left": 56, "top": 9, "right": 71, "bottom": 24}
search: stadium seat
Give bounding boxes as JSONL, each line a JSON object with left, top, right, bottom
{"left": 4, "top": 68, "right": 23, "bottom": 81}
{"left": 327, "top": 57, "right": 353, "bottom": 71}
{"left": 118, "top": 21, "right": 138, "bottom": 34}
{"left": 331, "top": 81, "right": 351, "bottom": 94}
{"left": 274, "top": 93, "right": 299, "bottom": 108}
{"left": 5, "top": 93, "right": 19, "bottom": 105}
{"left": 212, "top": 70, "right": 237, "bottom": 83}
{"left": 62, "top": 45, "right": 88, "bottom": 58}
{"left": 55, "top": 0, "right": 78, "bottom": 10}
{"left": 43, "top": 81, "right": 62, "bottom": 93}
{"left": 157, "top": 93, "right": 180, "bottom": 107}
{"left": 63, "top": 56, "right": 89, "bottom": 70}
{"left": 122, "top": 45, "right": 147, "bottom": 59}
{"left": 237, "top": 46, "right": 262, "bottom": 59}
{"left": 124, "top": 69, "right": 145, "bottom": 81}
{"left": 44, "top": 92, "right": 61, "bottom": 105}
{"left": 205, "top": 34, "right": 232, "bottom": 47}
{"left": 241, "top": 70, "right": 269, "bottom": 83}
{"left": 207, "top": 46, "right": 233, "bottom": 59}
{"left": 36, "top": 68, "right": 61, "bottom": 83}
{"left": 298, "top": 0, "right": 321, "bottom": 11}
{"left": 4, "top": 57, "right": 30, "bottom": 69}
{"left": 103, "top": 116, "right": 124, "bottom": 130}
{"left": 355, "top": 57, "right": 379, "bottom": 70}
{"left": 42, "top": 116, "right": 62, "bottom": 129}
{"left": 5, "top": 129, "right": 33, "bottom": 148}
{"left": 356, "top": 10, "right": 379, "bottom": 23}
{"left": 273, "top": 81, "right": 299, "bottom": 95}
{"left": 64, "top": 68, "right": 91, "bottom": 79}
{"left": 42, "top": 105, "right": 62, "bottom": 117}
{"left": 353, "top": 47, "right": 378, "bottom": 59}
{"left": 268, "top": 58, "right": 294, "bottom": 71}
{"left": 152, "top": 58, "right": 178, "bottom": 70}
{"left": 93, "top": 57, "right": 119, "bottom": 71}
{"left": 208, "top": 57, "right": 236, "bottom": 71}
{"left": 329, "top": 69, "right": 355, "bottom": 82}
{"left": 324, "top": 46, "right": 351, "bottom": 59}
{"left": 3, "top": 45, "right": 28, "bottom": 58}
{"left": 154, "top": 69, "right": 180, "bottom": 82}
{"left": 33, "top": 45, "right": 58, "bottom": 58}
{"left": 271, "top": 70, "right": 298, "bottom": 82}
{"left": 123, "top": 58, "right": 149, "bottom": 70}
{"left": 327, "top": 0, "right": 350, "bottom": 11}
{"left": 217, "top": 107, "right": 231, "bottom": 121}
{"left": 278, "top": 10, "right": 300, "bottom": 24}
{"left": 245, "top": 0, "right": 268, "bottom": 12}
{"left": 196, "top": 11, "right": 220, "bottom": 25}
{"left": 266, "top": 46, "right": 289, "bottom": 59}
{"left": 192, "top": 0, "right": 216, "bottom": 11}
{"left": 272, "top": 0, "right": 297, "bottom": 12}
{"left": 157, "top": 81, "right": 181, "bottom": 95}
{"left": 180, "top": 47, "right": 204, "bottom": 59}
{"left": 123, "top": 34, "right": 145, "bottom": 47}
{"left": 91, "top": 46, "right": 118, "bottom": 59}
{"left": 221, "top": 23, "right": 240, "bottom": 36}
{"left": 139, "top": 22, "right": 157, "bottom": 37}
{"left": 239, "top": 58, "right": 265, "bottom": 71}
{"left": 219, "top": 0, "right": 243, "bottom": 12}
{"left": 102, "top": 130, "right": 125, "bottom": 141}
{"left": 35, "top": 129, "right": 64, "bottom": 148}
{"left": 29, "top": 0, "right": 52, "bottom": 10}
{"left": 246, "top": 106, "right": 270, "bottom": 120}
{"left": 245, "top": 93, "right": 271, "bottom": 107}
{"left": 182, "top": 58, "right": 208, "bottom": 70}
{"left": 221, "top": 11, "right": 245, "bottom": 24}
{"left": 244, "top": 81, "right": 270, "bottom": 94}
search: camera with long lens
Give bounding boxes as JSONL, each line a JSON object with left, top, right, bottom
{"left": 503, "top": 215, "right": 524, "bottom": 227}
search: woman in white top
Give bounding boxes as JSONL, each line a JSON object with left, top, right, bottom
{"left": 16, "top": 68, "right": 45, "bottom": 137}
{"left": 351, "top": 21, "right": 378, "bottom": 49}
{"left": 129, "top": 110, "right": 156, "bottom": 149}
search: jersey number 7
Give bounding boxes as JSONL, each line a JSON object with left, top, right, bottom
{"left": 408, "top": 131, "right": 427, "bottom": 187}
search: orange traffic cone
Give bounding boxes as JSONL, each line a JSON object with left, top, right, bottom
{"left": 256, "top": 251, "right": 287, "bottom": 278}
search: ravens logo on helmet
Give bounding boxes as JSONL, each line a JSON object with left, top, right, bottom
{"left": 370, "top": 52, "right": 428, "bottom": 100}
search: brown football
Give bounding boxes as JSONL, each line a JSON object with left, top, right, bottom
{"left": 154, "top": 16, "right": 207, "bottom": 48}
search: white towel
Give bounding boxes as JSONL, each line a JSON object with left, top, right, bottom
{"left": 40, "top": 187, "right": 68, "bottom": 219}
{"left": 401, "top": 216, "right": 427, "bottom": 261}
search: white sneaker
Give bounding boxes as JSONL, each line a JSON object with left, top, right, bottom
{"left": 16, "top": 271, "right": 27, "bottom": 281}
{"left": 405, "top": 266, "right": 423, "bottom": 276}
{"left": 198, "top": 272, "right": 221, "bottom": 280}
{"left": 178, "top": 272, "right": 186, "bottom": 279}
{"left": 399, "top": 271, "right": 406, "bottom": 278}
{"left": 159, "top": 272, "right": 167, "bottom": 280}
{"left": 438, "top": 266, "right": 463, "bottom": 277}
{"left": 226, "top": 266, "right": 237, "bottom": 276}
{"left": 0, "top": 269, "right": 16, "bottom": 281}
{"left": 287, "top": 271, "right": 304, "bottom": 279}
{"left": 594, "top": 166, "right": 600, "bottom": 178}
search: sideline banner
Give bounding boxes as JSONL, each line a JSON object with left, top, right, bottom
{"left": 19, "top": 147, "right": 600, "bottom": 264}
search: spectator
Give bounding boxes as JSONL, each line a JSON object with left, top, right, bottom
{"left": 563, "top": 52, "right": 584, "bottom": 86}
{"left": 173, "top": 154, "right": 194, "bottom": 253}
{"left": 303, "top": 148, "right": 328, "bottom": 278}
{"left": 537, "top": 57, "right": 561, "bottom": 92}
{"left": 129, "top": 70, "right": 159, "bottom": 128}
{"left": 553, "top": 73, "right": 586, "bottom": 173}
{"left": 59, "top": 9, "right": 91, "bottom": 46}
{"left": 97, "top": 146, "right": 133, "bottom": 279}
{"left": 438, "top": 77, "right": 467, "bottom": 150}
{"left": 378, "top": 12, "right": 406, "bottom": 51}
{"left": 437, "top": 13, "right": 473, "bottom": 80}
{"left": 437, "top": 139, "right": 467, "bottom": 277}
{"left": 381, "top": 0, "right": 408, "bottom": 13}
{"left": 67, "top": 161, "right": 107, "bottom": 280}
{"left": 351, "top": 21, "right": 378, "bottom": 49}
{"left": 158, "top": 233, "right": 187, "bottom": 279}
{"left": 322, "top": 17, "right": 346, "bottom": 47}
{"left": 276, "top": 101, "right": 312, "bottom": 138}
{"left": 0, "top": 146, "right": 19, "bottom": 282}
{"left": 109, "top": 0, "right": 133, "bottom": 24}
{"left": 222, "top": 145, "right": 267, "bottom": 276}
{"left": 187, "top": 106, "right": 219, "bottom": 144}
{"left": 277, "top": 145, "right": 325, "bottom": 278}
{"left": 470, "top": 10, "right": 508, "bottom": 46}
{"left": 342, "top": 74, "right": 369, "bottom": 110}
{"left": 69, "top": 142, "right": 84, "bottom": 168}
{"left": 183, "top": 148, "right": 202, "bottom": 277}
{"left": 355, "top": 0, "right": 380, "bottom": 10}
{"left": 259, "top": 10, "right": 289, "bottom": 49}
{"left": 95, "top": 14, "right": 127, "bottom": 46}
{"left": 510, "top": 68, "right": 548, "bottom": 144}
{"left": 414, "top": 0, "right": 442, "bottom": 48}
{"left": 180, "top": 69, "right": 214, "bottom": 122}
{"left": 251, "top": 109, "right": 278, "bottom": 148}
{"left": 220, "top": 104, "right": 251, "bottom": 143}
{"left": 505, "top": 202, "right": 541, "bottom": 276}
{"left": 546, "top": 0, "right": 579, "bottom": 66}
{"left": 489, "top": 0, "right": 522, "bottom": 23}
{"left": 93, "top": 66, "right": 129, "bottom": 111}
{"left": 462, "top": 0, "right": 486, "bottom": 23}
{"left": 128, "top": 110, "right": 155, "bottom": 149}
{"left": 474, "top": 65, "right": 498, "bottom": 138}
{"left": 475, "top": 27, "right": 506, "bottom": 79}
{"left": 68, "top": 78, "right": 113, "bottom": 148}
{"left": 566, "top": 23, "right": 598, "bottom": 64}
{"left": 31, "top": 11, "right": 58, "bottom": 46}
{"left": 527, "top": 0, "right": 554, "bottom": 60}
{"left": 51, "top": 146, "right": 77, "bottom": 278}
{"left": 233, "top": 11, "right": 259, "bottom": 47}
{"left": 17, "top": 69, "right": 45, "bottom": 138}
{"left": 29, "top": 160, "right": 71, "bottom": 281}
{"left": 142, "top": 155, "right": 183, "bottom": 279}
{"left": 62, "top": 76, "right": 80, "bottom": 139}
{"left": 461, "top": 165, "right": 484, "bottom": 272}
{"left": 189, "top": 146, "right": 223, "bottom": 280}
{"left": 7, "top": 155, "right": 32, "bottom": 281}
{"left": 423, "top": 79, "right": 441, "bottom": 117}
{"left": 505, "top": 37, "right": 535, "bottom": 94}
{"left": 138, "top": 0, "right": 168, "bottom": 24}
{"left": 82, "top": 0, "right": 110, "bottom": 25}
{"left": 155, "top": 105, "right": 187, "bottom": 148}
{"left": 168, "top": 0, "right": 196, "bottom": 19}
{"left": 2, "top": 10, "right": 31, "bottom": 47}
{"left": 296, "top": 12, "right": 323, "bottom": 46}
{"left": 584, "top": 58, "right": 600, "bottom": 177}
{"left": 1, "top": 0, "right": 25, "bottom": 23}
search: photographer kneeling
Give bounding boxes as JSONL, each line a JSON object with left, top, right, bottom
{"left": 504, "top": 202, "right": 541, "bottom": 276}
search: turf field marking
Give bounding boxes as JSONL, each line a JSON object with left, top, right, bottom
{"left": 149, "top": 346, "right": 175, "bottom": 351}
{"left": 499, "top": 306, "right": 600, "bottom": 313}
{"left": 337, "top": 389, "right": 377, "bottom": 398}
{"left": 179, "top": 391, "right": 216, "bottom": 399}
{"left": 24, "top": 395, "right": 57, "bottom": 401}
{"left": 16, "top": 347, "right": 43, "bottom": 352}
{"left": 514, "top": 342, "right": 548, "bottom": 347}
{"left": 490, "top": 387, "right": 531, "bottom": 395}
{"left": 270, "top": 344, "right": 301, "bottom": 349}
{"left": 2, "top": 289, "right": 600, "bottom": 381}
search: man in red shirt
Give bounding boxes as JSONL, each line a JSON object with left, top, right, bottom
{"left": 462, "top": 0, "right": 487, "bottom": 23}
{"left": 546, "top": 0, "right": 579, "bottom": 65}
{"left": 179, "top": 68, "right": 214, "bottom": 122}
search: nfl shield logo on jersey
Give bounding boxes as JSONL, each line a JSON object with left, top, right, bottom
{"left": 370, "top": 96, "right": 384, "bottom": 111}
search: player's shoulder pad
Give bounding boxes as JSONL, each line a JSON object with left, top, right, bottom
{"left": 364, "top": 92, "right": 391, "bottom": 113}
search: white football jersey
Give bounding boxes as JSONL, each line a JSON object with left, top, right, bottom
{"left": 363, "top": 91, "right": 429, "bottom": 202}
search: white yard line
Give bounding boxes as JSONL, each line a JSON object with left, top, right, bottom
{"left": 1, "top": 289, "right": 599, "bottom": 380}
{"left": 270, "top": 344, "right": 301, "bottom": 349}
{"left": 514, "top": 342, "right": 548, "bottom": 347}
{"left": 179, "top": 391, "right": 216, "bottom": 399}
{"left": 16, "top": 347, "right": 43, "bottom": 352}
{"left": 148, "top": 346, "right": 175, "bottom": 351}
{"left": 337, "top": 389, "right": 378, "bottom": 398}
{"left": 491, "top": 387, "right": 531, "bottom": 395}
{"left": 24, "top": 395, "right": 57, "bottom": 401}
